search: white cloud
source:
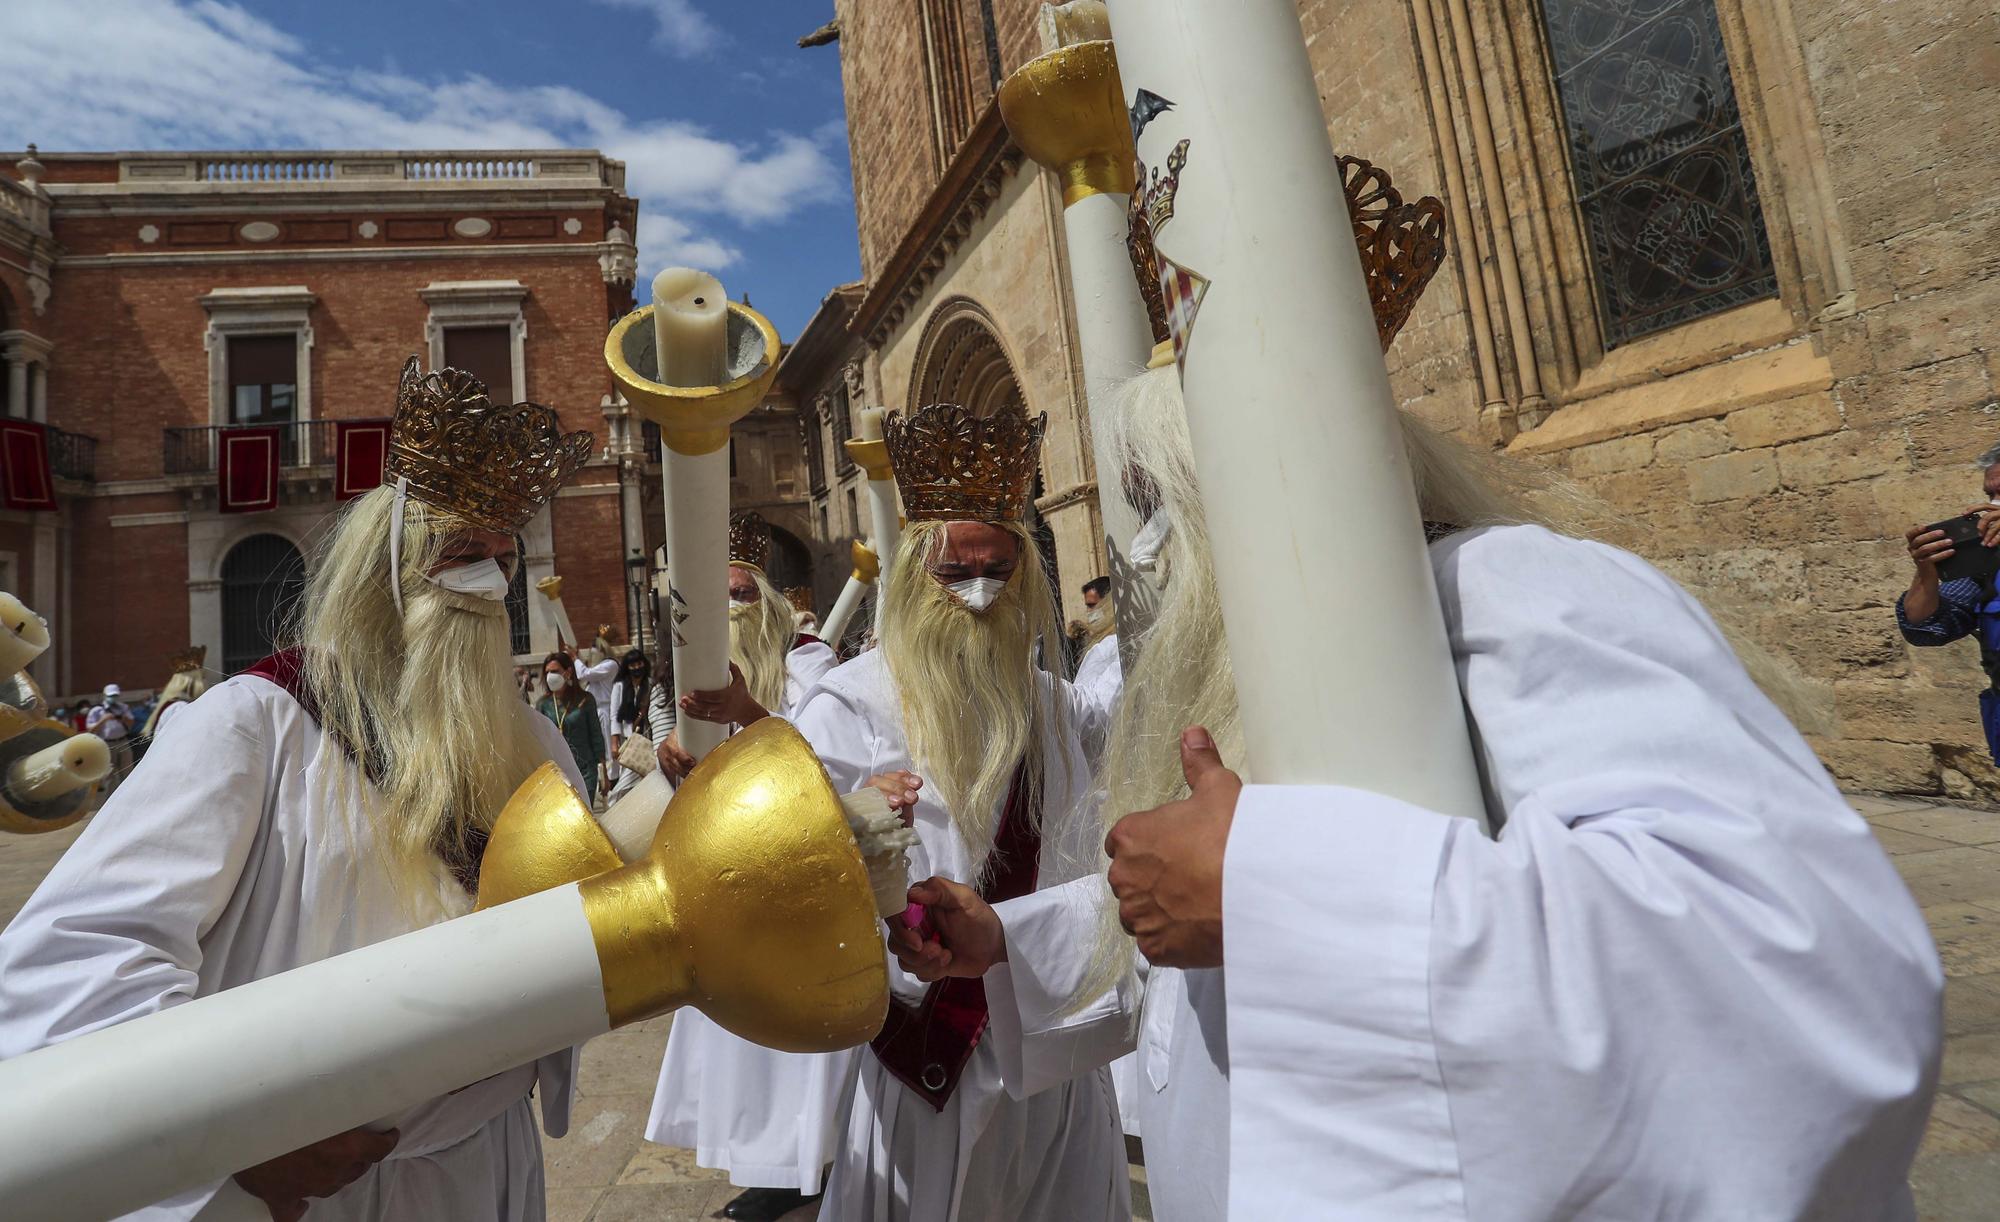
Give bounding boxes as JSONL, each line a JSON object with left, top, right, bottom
{"left": 587, "top": 0, "right": 725, "bottom": 58}
{"left": 0, "top": 0, "right": 843, "bottom": 284}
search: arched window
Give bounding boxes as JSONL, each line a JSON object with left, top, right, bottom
{"left": 221, "top": 534, "right": 306, "bottom": 673}
{"left": 1537, "top": 0, "right": 1777, "bottom": 346}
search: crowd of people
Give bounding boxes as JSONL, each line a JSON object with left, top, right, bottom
{"left": 0, "top": 340, "right": 1949, "bottom": 1222}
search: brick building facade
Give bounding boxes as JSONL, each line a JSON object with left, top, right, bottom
{"left": 0, "top": 147, "right": 646, "bottom": 698}
{"left": 819, "top": 0, "right": 1999, "bottom": 795}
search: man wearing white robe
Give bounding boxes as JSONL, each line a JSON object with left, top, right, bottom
{"left": 0, "top": 358, "right": 599, "bottom": 1222}
{"left": 799, "top": 402, "right": 1133, "bottom": 1222}
{"left": 912, "top": 366, "right": 1945, "bottom": 1220}
{"left": 647, "top": 541, "right": 845, "bottom": 1222}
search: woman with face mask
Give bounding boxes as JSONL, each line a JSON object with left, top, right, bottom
{"left": 605, "top": 650, "right": 654, "bottom": 803}
{"left": 535, "top": 651, "right": 606, "bottom": 807}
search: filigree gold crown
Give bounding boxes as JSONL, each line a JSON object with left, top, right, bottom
{"left": 166, "top": 645, "right": 206, "bottom": 675}
{"left": 1123, "top": 149, "right": 1448, "bottom": 351}
{"left": 729, "top": 511, "right": 771, "bottom": 573}
{"left": 784, "top": 586, "right": 814, "bottom": 617}
{"left": 386, "top": 356, "right": 596, "bottom": 533}
{"left": 1125, "top": 139, "right": 1189, "bottom": 345}
{"left": 883, "top": 403, "right": 1046, "bottom": 523}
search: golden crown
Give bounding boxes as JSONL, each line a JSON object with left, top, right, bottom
{"left": 386, "top": 357, "right": 597, "bottom": 533}
{"left": 1125, "top": 139, "right": 1188, "bottom": 345}
{"left": 1124, "top": 149, "right": 1448, "bottom": 352}
{"left": 166, "top": 645, "right": 206, "bottom": 675}
{"left": 784, "top": 586, "right": 814, "bottom": 617}
{"left": 728, "top": 511, "right": 772, "bottom": 573}
{"left": 883, "top": 403, "right": 1046, "bottom": 524}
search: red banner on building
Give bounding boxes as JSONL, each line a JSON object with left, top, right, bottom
{"left": 0, "top": 420, "right": 56, "bottom": 511}
{"left": 334, "top": 419, "right": 390, "bottom": 501}
{"left": 218, "top": 426, "right": 281, "bottom": 514}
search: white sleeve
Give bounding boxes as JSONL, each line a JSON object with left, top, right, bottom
{"left": 0, "top": 684, "right": 271, "bottom": 1056}
{"left": 982, "top": 874, "right": 1141, "bottom": 1100}
{"left": 1220, "top": 529, "right": 1943, "bottom": 1219}
{"left": 0, "top": 685, "right": 274, "bottom": 1218}
{"left": 783, "top": 641, "right": 840, "bottom": 716}
{"left": 791, "top": 685, "right": 878, "bottom": 797}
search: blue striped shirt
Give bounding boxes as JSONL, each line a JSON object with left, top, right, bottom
{"left": 1895, "top": 576, "right": 1985, "bottom": 646}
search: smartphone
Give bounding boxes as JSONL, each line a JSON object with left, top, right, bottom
{"left": 1924, "top": 512, "right": 2000, "bottom": 584}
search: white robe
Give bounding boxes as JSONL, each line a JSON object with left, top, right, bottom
{"left": 645, "top": 640, "right": 852, "bottom": 1192}
{"left": 576, "top": 654, "right": 620, "bottom": 784}
{"left": 0, "top": 672, "right": 591, "bottom": 1221}
{"left": 1022, "top": 524, "right": 1946, "bottom": 1220}
{"left": 791, "top": 648, "right": 1135, "bottom": 1222}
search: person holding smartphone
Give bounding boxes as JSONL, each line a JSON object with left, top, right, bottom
{"left": 1899, "top": 443, "right": 2000, "bottom": 763}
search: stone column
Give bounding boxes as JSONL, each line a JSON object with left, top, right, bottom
{"left": 4, "top": 355, "right": 24, "bottom": 420}
{"left": 29, "top": 362, "right": 47, "bottom": 423}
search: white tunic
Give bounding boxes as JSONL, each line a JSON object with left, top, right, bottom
{"left": 1044, "top": 525, "right": 1944, "bottom": 1220}
{"left": 792, "top": 649, "right": 1135, "bottom": 1222}
{"left": 645, "top": 641, "right": 852, "bottom": 1192}
{"left": 0, "top": 672, "right": 591, "bottom": 1221}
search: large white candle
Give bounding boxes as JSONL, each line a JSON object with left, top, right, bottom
{"left": 1103, "top": 0, "right": 1486, "bottom": 824}
{"left": 856, "top": 407, "right": 885, "bottom": 442}
{"left": 0, "top": 593, "right": 50, "bottom": 676}
{"left": 651, "top": 269, "right": 729, "bottom": 390}
{"left": 998, "top": 22, "right": 1157, "bottom": 670}
{"left": 8, "top": 734, "right": 110, "bottom": 804}
{"left": 648, "top": 268, "right": 734, "bottom": 762}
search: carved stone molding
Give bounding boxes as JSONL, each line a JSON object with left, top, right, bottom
{"left": 850, "top": 103, "right": 1024, "bottom": 350}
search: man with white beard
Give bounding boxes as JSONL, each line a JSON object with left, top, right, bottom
{"left": 792, "top": 401, "right": 1132, "bottom": 1222}
{"left": 0, "top": 358, "right": 598, "bottom": 1221}
{"left": 646, "top": 511, "right": 847, "bottom": 1222}
{"left": 902, "top": 356, "right": 1944, "bottom": 1221}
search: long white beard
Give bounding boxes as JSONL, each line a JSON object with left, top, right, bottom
{"left": 728, "top": 573, "right": 796, "bottom": 715}
{"left": 878, "top": 559, "right": 1045, "bottom": 884}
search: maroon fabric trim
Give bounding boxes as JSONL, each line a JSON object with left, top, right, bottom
{"left": 870, "top": 762, "right": 1041, "bottom": 1111}
{"left": 242, "top": 648, "right": 317, "bottom": 723}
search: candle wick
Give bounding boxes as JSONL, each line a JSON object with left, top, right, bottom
{"left": 693, "top": 297, "right": 705, "bottom": 306}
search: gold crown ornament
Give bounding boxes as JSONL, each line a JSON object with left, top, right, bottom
{"left": 728, "top": 512, "right": 772, "bottom": 573}
{"left": 165, "top": 645, "right": 207, "bottom": 676}
{"left": 1124, "top": 150, "right": 1449, "bottom": 353}
{"left": 883, "top": 403, "right": 1046, "bottom": 524}
{"left": 784, "top": 587, "right": 814, "bottom": 617}
{"left": 386, "top": 357, "right": 597, "bottom": 533}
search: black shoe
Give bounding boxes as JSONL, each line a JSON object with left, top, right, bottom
{"left": 722, "top": 1187, "right": 819, "bottom": 1221}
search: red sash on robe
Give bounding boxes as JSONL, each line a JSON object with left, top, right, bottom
{"left": 869, "top": 763, "right": 1041, "bottom": 1111}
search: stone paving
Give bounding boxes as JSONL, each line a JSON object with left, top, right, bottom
{"left": 3, "top": 797, "right": 1996, "bottom": 1220}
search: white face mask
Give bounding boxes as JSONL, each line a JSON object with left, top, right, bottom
{"left": 1129, "top": 509, "right": 1172, "bottom": 573}
{"left": 945, "top": 576, "right": 1008, "bottom": 614}
{"left": 429, "top": 557, "right": 511, "bottom": 602}
{"left": 1086, "top": 605, "right": 1106, "bottom": 626}
{"left": 544, "top": 671, "right": 568, "bottom": 692}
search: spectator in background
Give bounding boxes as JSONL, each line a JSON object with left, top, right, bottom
{"left": 606, "top": 650, "right": 653, "bottom": 803}
{"left": 1898, "top": 445, "right": 2000, "bottom": 764}
{"left": 646, "top": 653, "right": 677, "bottom": 763}
{"left": 537, "top": 651, "right": 606, "bottom": 807}
{"left": 576, "top": 633, "right": 620, "bottom": 792}
{"left": 84, "top": 684, "right": 135, "bottom": 793}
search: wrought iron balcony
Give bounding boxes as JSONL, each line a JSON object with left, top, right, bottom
{"left": 162, "top": 418, "right": 389, "bottom": 476}
{"left": 49, "top": 428, "right": 96, "bottom": 482}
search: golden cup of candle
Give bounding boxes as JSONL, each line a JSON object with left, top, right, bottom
{"left": 605, "top": 287, "right": 782, "bottom": 456}
{"left": 0, "top": 705, "right": 108, "bottom": 835}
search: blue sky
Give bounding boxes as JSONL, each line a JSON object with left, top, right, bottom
{"left": 0, "top": 0, "right": 859, "bottom": 339}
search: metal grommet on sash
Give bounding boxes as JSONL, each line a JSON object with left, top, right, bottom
{"left": 921, "top": 1064, "right": 948, "bottom": 1093}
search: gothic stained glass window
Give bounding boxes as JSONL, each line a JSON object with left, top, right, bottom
{"left": 1538, "top": 0, "right": 1778, "bottom": 347}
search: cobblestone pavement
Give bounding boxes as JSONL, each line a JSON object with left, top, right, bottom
{"left": 5, "top": 796, "right": 1997, "bottom": 1220}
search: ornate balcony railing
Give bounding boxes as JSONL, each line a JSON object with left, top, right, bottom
{"left": 162, "top": 418, "right": 389, "bottom": 476}
{"left": 49, "top": 428, "right": 96, "bottom": 482}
